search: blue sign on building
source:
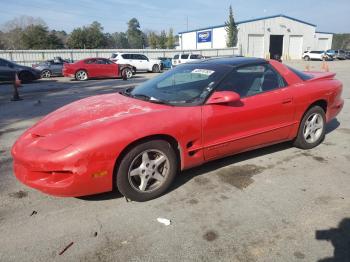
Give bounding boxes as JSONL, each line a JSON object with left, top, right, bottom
{"left": 197, "top": 31, "right": 212, "bottom": 43}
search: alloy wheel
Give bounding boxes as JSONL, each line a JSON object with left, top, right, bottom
{"left": 128, "top": 149, "right": 169, "bottom": 192}
{"left": 303, "top": 113, "right": 324, "bottom": 143}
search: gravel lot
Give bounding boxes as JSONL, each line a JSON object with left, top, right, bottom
{"left": 0, "top": 61, "right": 349, "bottom": 262}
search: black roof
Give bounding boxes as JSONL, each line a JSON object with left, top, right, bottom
{"left": 197, "top": 56, "right": 267, "bottom": 67}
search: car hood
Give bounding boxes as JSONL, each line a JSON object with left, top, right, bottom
{"left": 29, "top": 93, "right": 163, "bottom": 137}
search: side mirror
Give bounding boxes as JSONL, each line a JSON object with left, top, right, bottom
{"left": 206, "top": 91, "right": 241, "bottom": 105}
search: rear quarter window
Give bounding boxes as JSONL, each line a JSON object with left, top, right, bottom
{"left": 287, "top": 66, "right": 314, "bottom": 81}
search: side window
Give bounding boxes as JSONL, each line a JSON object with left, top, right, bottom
{"left": 96, "top": 59, "right": 109, "bottom": 64}
{"left": 122, "top": 54, "right": 129, "bottom": 59}
{"left": 85, "top": 59, "right": 96, "bottom": 64}
{"left": 181, "top": 54, "right": 189, "bottom": 59}
{"left": 190, "top": 54, "right": 202, "bottom": 59}
{"left": 140, "top": 55, "right": 148, "bottom": 60}
{"left": 216, "top": 64, "right": 285, "bottom": 98}
{"left": 173, "top": 55, "right": 179, "bottom": 59}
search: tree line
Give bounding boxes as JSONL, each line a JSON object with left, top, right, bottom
{"left": 0, "top": 16, "right": 177, "bottom": 50}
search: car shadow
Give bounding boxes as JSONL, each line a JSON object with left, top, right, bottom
{"left": 77, "top": 190, "right": 123, "bottom": 201}
{"left": 325, "top": 118, "right": 340, "bottom": 134}
{"left": 77, "top": 119, "right": 341, "bottom": 201}
{"left": 168, "top": 141, "right": 293, "bottom": 194}
{"left": 316, "top": 218, "right": 350, "bottom": 261}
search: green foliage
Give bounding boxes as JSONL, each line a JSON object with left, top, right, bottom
{"left": 127, "top": 18, "right": 144, "bottom": 48}
{"left": 21, "top": 25, "right": 63, "bottom": 49}
{"left": 158, "top": 30, "right": 167, "bottom": 49}
{"left": 0, "top": 15, "right": 179, "bottom": 50}
{"left": 67, "top": 21, "right": 107, "bottom": 49}
{"left": 225, "top": 5, "right": 238, "bottom": 47}
{"left": 114, "top": 32, "right": 129, "bottom": 48}
{"left": 332, "top": 34, "right": 350, "bottom": 49}
{"left": 148, "top": 32, "right": 159, "bottom": 49}
{"left": 166, "top": 28, "right": 175, "bottom": 49}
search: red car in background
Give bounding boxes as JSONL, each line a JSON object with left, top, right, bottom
{"left": 63, "top": 58, "right": 134, "bottom": 81}
{"left": 12, "top": 57, "right": 344, "bottom": 201}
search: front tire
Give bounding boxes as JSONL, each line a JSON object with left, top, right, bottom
{"left": 75, "top": 70, "right": 88, "bottom": 81}
{"left": 293, "top": 106, "right": 326, "bottom": 149}
{"left": 152, "top": 64, "right": 160, "bottom": 73}
{"left": 116, "top": 140, "right": 178, "bottom": 202}
{"left": 19, "top": 71, "right": 34, "bottom": 83}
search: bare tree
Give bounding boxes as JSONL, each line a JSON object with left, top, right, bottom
{"left": 1, "top": 15, "right": 46, "bottom": 32}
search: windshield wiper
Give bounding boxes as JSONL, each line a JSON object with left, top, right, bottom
{"left": 122, "top": 91, "right": 171, "bottom": 105}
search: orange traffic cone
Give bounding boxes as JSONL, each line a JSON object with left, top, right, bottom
{"left": 324, "top": 61, "right": 329, "bottom": 72}
{"left": 15, "top": 73, "right": 21, "bottom": 87}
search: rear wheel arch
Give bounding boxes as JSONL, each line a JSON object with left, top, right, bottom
{"left": 307, "top": 99, "right": 328, "bottom": 114}
{"left": 113, "top": 134, "right": 182, "bottom": 188}
{"left": 297, "top": 99, "right": 327, "bottom": 127}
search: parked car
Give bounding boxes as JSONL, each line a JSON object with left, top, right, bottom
{"left": 12, "top": 57, "right": 344, "bottom": 201}
{"left": 345, "top": 51, "right": 350, "bottom": 59}
{"left": 110, "top": 53, "right": 161, "bottom": 73}
{"left": 302, "top": 51, "right": 331, "bottom": 61}
{"left": 172, "top": 53, "right": 204, "bottom": 67}
{"left": 0, "top": 66, "right": 16, "bottom": 83}
{"left": 326, "top": 50, "right": 347, "bottom": 60}
{"left": 62, "top": 58, "right": 134, "bottom": 81}
{"left": 32, "top": 57, "right": 71, "bottom": 78}
{"left": 158, "top": 57, "right": 172, "bottom": 70}
{"left": 0, "top": 58, "right": 41, "bottom": 83}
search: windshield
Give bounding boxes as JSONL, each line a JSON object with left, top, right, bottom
{"left": 111, "top": 53, "right": 118, "bottom": 58}
{"left": 126, "top": 63, "right": 231, "bottom": 105}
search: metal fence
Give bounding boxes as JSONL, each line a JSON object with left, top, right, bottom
{"left": 0, "top": 48, "right": 240, "bottom": 66}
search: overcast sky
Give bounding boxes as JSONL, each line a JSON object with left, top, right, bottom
{"left": 0, "top": 0, "right": 349, "bottom": 34}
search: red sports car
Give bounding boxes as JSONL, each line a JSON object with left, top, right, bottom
{"left": 63, "top": 57, "right": 134, "bottom": 81}
{"left": 12, "top": 57, "right": 343, "bottom": 201}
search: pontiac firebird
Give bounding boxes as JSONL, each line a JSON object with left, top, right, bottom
{"left": 12, "top": 57, "right": 344, "bottom": 201}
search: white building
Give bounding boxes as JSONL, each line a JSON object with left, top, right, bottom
{"left": 178, "top": 14, "right": 333, "bottom": 60}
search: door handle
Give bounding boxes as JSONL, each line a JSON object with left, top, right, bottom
{"left": 282, "top": 98, "right": 292, "bottom": 104}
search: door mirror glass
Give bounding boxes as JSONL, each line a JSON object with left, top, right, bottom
{"left": 206, "top": 91, "right": 240, "bottom": 105}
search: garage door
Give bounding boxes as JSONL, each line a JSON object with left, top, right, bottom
{"left": 288, "top": 36, "right": 303, "bottom": 60}
{"left": 318, "top": 38, "right": 329, "bottom": 51}
{"left": 248, "top": 35, "right": 264, "bottom": 58}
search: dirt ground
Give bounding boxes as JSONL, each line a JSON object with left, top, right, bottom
{"left": 0, "top": 60, "right": 349, "bottom": 261}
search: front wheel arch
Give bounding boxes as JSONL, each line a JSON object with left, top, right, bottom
{"left": 113, "top": 135, "right": 181, "bottom": 190}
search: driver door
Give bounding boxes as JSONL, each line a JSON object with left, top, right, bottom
{"left": 202, "top": 63, "right": 295, "bottom": 160}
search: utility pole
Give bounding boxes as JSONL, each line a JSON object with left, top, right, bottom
{"left": 186, "top": 16, "right": 188, "bottom": 31}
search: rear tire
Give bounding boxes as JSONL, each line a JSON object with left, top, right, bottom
{"left": 75, "top": 70, "right": 88, "bottom": 81}
{"left": 293, "top": 106, "right": 326, "bottom": 149}
{"left": 121, "top": 68, "right": 133, "bottom": 79}
{"left": 304, "top": 56, "right": 310, "bottom": 61}
{"left": 152, "top": 64, "right": 160, "bottom": 73}
{"left": 116, "top": 140, "right": 178, "bottom": 202}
